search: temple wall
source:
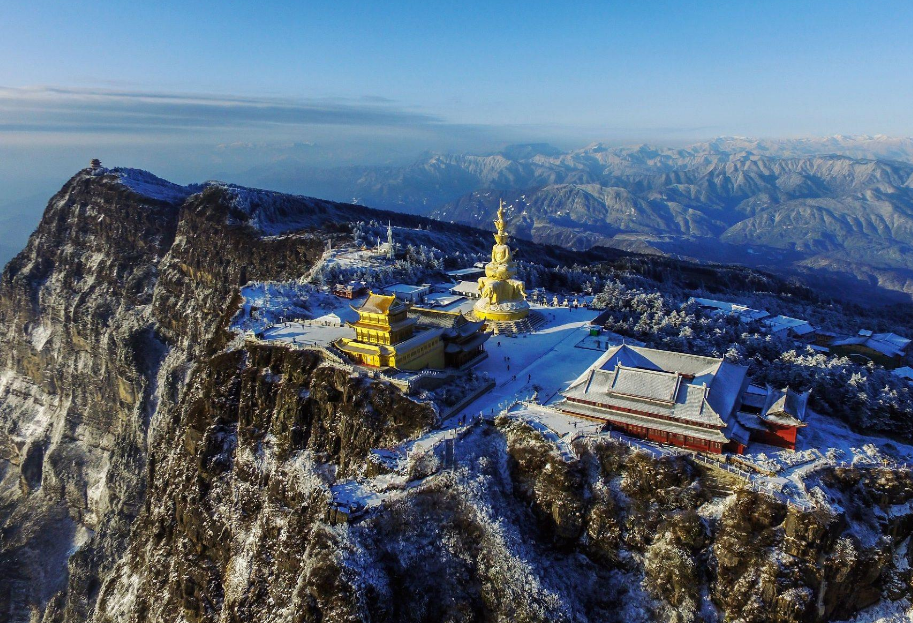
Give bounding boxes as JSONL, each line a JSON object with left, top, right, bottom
{"left": 394, "top": 339, "right": 446, "bottom": 370}
{"left": 749, "top": 425, "right": 799, "bottom": 450}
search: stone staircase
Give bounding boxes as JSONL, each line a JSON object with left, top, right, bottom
{"left": 696, "top": 465, "right": 743, "bottom": 497}
{"left": 488, "top": 310, "right": 547, "bottom": 336}
{"left": 703, "top": 473, "right": 736, "bottom": 497}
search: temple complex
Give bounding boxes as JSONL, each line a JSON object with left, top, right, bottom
{"left": 335, "top": 292, "right": 488, "bottom": 371}
{"left": 556, "top": 344, "right": 751, "bottom": 454}
{"left": 473, "top": 201, "right": 530, "bottom": 322}
{"left": 555, "top": 344, "right": 813, "bottom": 454}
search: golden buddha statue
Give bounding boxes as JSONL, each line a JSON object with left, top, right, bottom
{"left": 474, "top": 200, "right": 530, "bottom": 322}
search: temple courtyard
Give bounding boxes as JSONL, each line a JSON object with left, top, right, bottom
{"left": 448, "top": 305, "right": 604, "bottom": 417}
{"left": 229, "top": 276, "right": 913, "bottom": 519}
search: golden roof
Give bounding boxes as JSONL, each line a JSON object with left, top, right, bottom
{"left": 358, "top": 292, "right": 403, "bottom": 315}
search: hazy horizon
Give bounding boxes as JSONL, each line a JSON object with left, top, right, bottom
{"left": 4, "top": 1, "right": 913, "bottom": 262}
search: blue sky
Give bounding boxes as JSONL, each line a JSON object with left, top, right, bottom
{"left": 1, "top": 1, "right": 913, "bottom": 210}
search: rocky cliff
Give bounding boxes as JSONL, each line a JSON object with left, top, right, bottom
{"left": 0, "top": 167, "right": 911, "bottom": 622}
{"left": 0, "top": 167, "right": 432, "bottom": 621}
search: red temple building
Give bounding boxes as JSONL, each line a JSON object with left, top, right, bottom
{"left": 557, "top": 345, "right": 752, "bottom": 454}
{"left": 735, "top": 385, "right": 809, "bottom": 450}
{"left": 333, "top": 281, "right": 368, "bottom": 299}
{"left": 557, "top": 344, "right": 810, "bottom": 454}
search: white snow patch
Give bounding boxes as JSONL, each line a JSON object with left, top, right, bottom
{"left": 86, "top": 455, "right": 111, "bottom": 526}
{"left": 230, "top": 280, "right": 366, "bottom": 350}
{"left": 28, "top": 323, "right": 52, "bottom": 351}
{"left": 697, "top": 494, "right": 733, "bottom": 522}
{"left": 97, "top": 568, "right": 143, "bottom": 621}
{"left": 834, "top": 598, "right": 913, "bottom": 622}
{"left": 111, "top": 167, "right": 198, "bottom": 203}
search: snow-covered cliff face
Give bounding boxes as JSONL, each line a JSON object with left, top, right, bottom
{"left": 0, "top": 168, "right": 363, "bottom": 621}
{"left": 0, "top": 168, "right": 911, "bottom": 622}
{"left": 95, "top": 413, "right": 913, "bottom": 623}
{"left": 0, "top": 168, "right": 185, "bottom": 620}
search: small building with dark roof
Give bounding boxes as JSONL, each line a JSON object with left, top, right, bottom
{"left": 450, "top": 280, "right": 480, "bottom": 299}
{"left": 691, "top": 297, "right": 770, "bottom": 323}
{"left": 333, "top": 281, "right": 368, "bottom": 299}
{"left": 893, "top": 366, "right": 913, "bottom": 384}
{"left": 382, "top": 283, "right": 431, "bottom": 304}
{"left": 445, "top": 267, "right": 485, "bottom": 280}
{"left": 763, "top": 315, "right": 816, "bottom": 341}
{"left": 831, "top": 331, "right": 911, "bottom": 368}
{"left": 409, "top": 307, "right": 488, "bottom": 368}
{"left": 736, "top": 385, "right": 809, "bottom": 450}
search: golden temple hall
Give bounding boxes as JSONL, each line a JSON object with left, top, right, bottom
{"left": 335, "top": 292, "right": 488, "bottom": 371}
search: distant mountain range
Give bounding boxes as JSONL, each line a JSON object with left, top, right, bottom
{"left": 8, "top": 137, "right": 913, "bottom": 301}
{"left": 241, "top": 136, "right": 913, "bottom": 302}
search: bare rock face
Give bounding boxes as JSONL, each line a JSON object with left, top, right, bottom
{"left": 499, "top": 417, "right": 587, "bottom": 541}
{"left": 0, "top": 169, "right": 183, "bottom": 620}
{"left": 87, "top": 341, "right": 435, "bottom": 623}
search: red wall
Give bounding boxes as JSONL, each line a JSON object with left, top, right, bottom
{"left": 750, "top": 424, "right": 798, "bottom": 450}
{"left": 611, "top": 419, "right": 723, "bottom": 454}
{"left": 558, "top": 406, "right": 732, "bottom": 454}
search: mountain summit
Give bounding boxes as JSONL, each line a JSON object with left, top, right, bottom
{"left": 1, "top": 167, "right": 912, "bottom": 621}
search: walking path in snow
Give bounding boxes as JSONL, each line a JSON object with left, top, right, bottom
{"left": 447, "top": 306, "right": 609, "bottom": 425}
{"left": 330, "top": 308, "right": 608, "bottom": 512}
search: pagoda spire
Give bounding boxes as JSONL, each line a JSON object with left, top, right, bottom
{"left": 494, "top": 199, "right": 509, "bottom": 246}
{"left": 386, "top": 221, "right": 395, "bottom": 259}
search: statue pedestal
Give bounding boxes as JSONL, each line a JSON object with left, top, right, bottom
{"left": 473, "top": 298, "right": 530, "bottom": 322}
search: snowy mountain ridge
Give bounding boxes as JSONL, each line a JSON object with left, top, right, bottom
{"left": 228, "top": 136, "right": 913, "bottom": 302}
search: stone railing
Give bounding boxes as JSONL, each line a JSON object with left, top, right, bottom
{"left": 442, "top": 380, "right": 496, "bottom": 419}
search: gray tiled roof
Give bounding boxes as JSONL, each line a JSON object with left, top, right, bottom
{"left": 610, "top": 366, "right": 680, "bottom": 402}
{"left": 409, "top": 308, "right": 463, "bottom": 328}
{"left": 723, "top": 418, "right": 752, "bottom": 446}
{"left": 873, "top": 332, "right": 911, "bottom": 349}
{"left": 761, "top": 386, "right": 809, "bottom": 427}
{"left": 832, "top": 334, "right": 908, "bottom": 358}
{"left": 451, "top": 280, "right": 480, "bottom": 295}
{"left": 393, "top": 328, "right": 444, "bottom": 353}
{"left": 763, "top": 315, "right": 815, "bottom": 336}
{"left": 598, "top": 344, "right": 723, "bottom": 377}
{"left": 555, "top": 399, "right": 730, "bottom": 444}
{"left": 692, "top": 298, "right": 770, "bottom": 322}
{"left": 563, "top": 344, "right": 749, "bottom": 431}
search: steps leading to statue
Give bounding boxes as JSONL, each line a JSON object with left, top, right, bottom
{"left": 528, "top": 312, "right": 547, "bottom": 331}
{"left": 487, "top": 310, "right": 546, "bottom": 336}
